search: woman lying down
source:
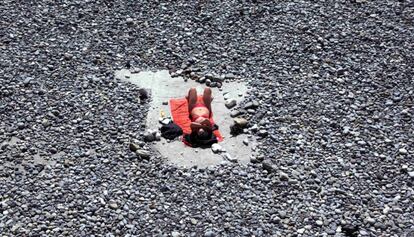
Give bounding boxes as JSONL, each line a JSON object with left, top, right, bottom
{"left": 185, "top": 87, "right": 219, "bottom": 146}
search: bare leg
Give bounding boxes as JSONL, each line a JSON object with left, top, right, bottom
{"left": 187, "top": 88, "right": 198, "bottom": 112}
{"left": 203, "top": 87, "right": 213, "bottom": 117}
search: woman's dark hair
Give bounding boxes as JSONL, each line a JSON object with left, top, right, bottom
{"left": 184, "top": 129, "right": 217, "bottom": 147}
{"left": 197, "top": 129, "right": 212, "bottom": 140}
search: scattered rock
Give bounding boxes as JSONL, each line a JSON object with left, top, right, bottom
{"left": 204, "top": 230, "right": 216, "bottom": 237}
{"left": 159, "top": 118, "right": 172, "bottom": 125}
{"left": 279, "top": 171, "right": 289, "bottom": 181}
{"left": 108, "top": 200, "right": 118, "bottom": 210}
{"left": 230, "top": 124, "right": 244, "bottom": 136}
{"left": 17, "top": 122, "right": 25, "bottom": 129}
{"left": 136, "top": 149, "right": 151, "bottom": 159}
{"left": 143, "top": 130, "right": 156, "bottom": 142}
{"left": 138, "top": 88, "right": 149, "bottom": 100}
{"left": 155, "top": 132, "right": 161, "bottom": 141}
{"left": 262, "top": 160, "right": 277, "bottom": 172}
{"left": 230, "top": 110, "right": 242, "bottom": 117}
{"left": 257, "top": 130, "right": 268, "bottom": 137}
{"left": 225, "top": 99, "right": 237, "bottom": 109}
{"left": 233, "top": 117, "right": 248, "bottom": 128}
{"left": 222, "top": 153, "right": 237, "bottom": 162}
{"left": 399, "top": 148, "right": 408, "bottom": 154}
{"left": 244, "top": 100, "right": 259, "bottom": 109}
{"left": 126, "top": 17, "right": 134, "bottom": 25}
{"left": 171, "top": 231, "right": 181, "bottom": 237}
{"left": 224, "top": 73, "right": 235, "bottom": 79}
{"left": 211, "top": 143, "right": 224, "bottom": 153}
{"left": 129, "top": 143, "right": 140, "bottom": 152}
{"left": 249, "top": 124, "right": 258, "bottom": 133}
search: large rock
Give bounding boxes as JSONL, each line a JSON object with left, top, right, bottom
{"left": 143, "top": 130, "right": 156, "bottom": 142}
{"left": 129, "top": 143, "right": 140, "bottom": 152}
{"left": 230, "top": 110, "right": 242, "bottom": 117}
{"left": 211, "top": 143, "right": 224, "bottom": 153}
{"left": 136, "top": 149, "right": 151, "bottom": 159}
{"left": 233, "top": 117, "right": 248, "bottom": 128}
{"left": 225, "top": 99, "right": 237, "bottom": 109}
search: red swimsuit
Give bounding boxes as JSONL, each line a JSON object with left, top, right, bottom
{"left": 191, "top": 103, "right": 210, "bottom": 122}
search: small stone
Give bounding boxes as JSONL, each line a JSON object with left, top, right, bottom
{"left": 408, "top": 171, "right": 414, "bottom": 178}
{"left": 244, "top": 100, "right": 259, "bottom": 109}
{"left": 223, "top": 153, "right": 237, "bottom": 162}
{"left": 401, "top": 164, "right": 408, "bottom": 172}
{"left": 230, "top": 110, "right": 241, "bottom": 117}
{"left": 279, "top": 171, "right": 289, "bottom": 181}
{"left": 250, "top": 156, "right": 258, "bottom": 163}
{"left": 244, "top": 102, "right": 254, "bottom": 109}
{"left": 211, "top": 144, "right": 223, "bottom": 153}
{"left": 138, "top": 88, "right": 149, "bottom": 100}
{"left": 399, "top": 148, "right": 408, "bottom": 154}
{"left": 243, "top": 138, "right": 249, "bottom": 146}
{"left": 171, "top": 231, "right": 181, "bottom": 237}
{"left": 250, "top": 124, "right": 258, "bottom": 132}
{"left": 126, "top": 17, "right": 134, "bottom": 25}
{"left": 190, "top": 218, "right": 198, "bottom": 225}
{"left": 143, "top": 131, "right": 155, "bottom": 142}
{"left": 108, "top": 200, "right": 118, "bottom": 209}
{"left": 342, "top": 126, "right": 350, "bottom": 135}
{"left": 162, "top": 101, "right": 168, "bottom": 105}
{"left": 64, "top": 159, "right": 73, "bottom": 167}
{"left": 383, "top": 205, "right": 390, "bottom": 214}
{"left": 225, "top": 99, "right": 237, "bottom": 109}
{"left": 155, "top": 132, "right": 161, "bottom": 141}
{"left": 11, "top": 223, "right": 19, "bottom": 231}
{"left": 342, "top": 224, "right": 359, "bottom": 236}
{"left": 233, "top": 117, "right": 248, "bottom": 128}
{"left": 205, "top": 79, "right": 211, "bottom": 86}
{"left": 64, "top": 53, "right": 73, "bottom": 60}
{"left": 129, "top": 143, "right": 140, "bottom": 152}
{"left": 198, "top": 77, "right": 206, "bottom": 83}
{"left": 204, "top": 230, "right": 216, "bottom": 237}
{"left": 206, "top": 73, "right": 223, "bottom": 83}
{"left": 225, "top": 73, "right": 235, "bottom": 79}
{"left": 17, "top": 122, "right": 25, "bottom": 129}
{"left": 297, "top": 228, "right": 305, "bottom": 234}
{"left": 316, "top": 220, "right": 323, "bottom": 226}
{"left": 136, "top": 149, "right": 151, "bottom": 159}
{"left": 262, "top": 160, "right": 276, "bottom": 172}
{"left": 365, "top": 217, "right": 375, "bottom": 225}
{"left": 278, "top": 210, "right": 287, "bottom": 219}
{"left": 159, "top": 118, "right": 171, "bottom": 125}
{"left": 41, "top": 119, "right": 49, "bottom": 127}
{"left": 258, "top": 130, "right": 268, "bottom": 137}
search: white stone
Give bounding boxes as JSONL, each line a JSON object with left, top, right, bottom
{"left": 399, "top": 148, "right": 408, "bottom": 154}
{"left": 223, "top": 153, "right": 237, "bottom": 162}
{"left": 211, "top": 144, "right": 223, "bottom": 153}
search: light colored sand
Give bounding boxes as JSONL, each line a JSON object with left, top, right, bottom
{"left": 115, "top": 69, "right": 255, "bottom": 168}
